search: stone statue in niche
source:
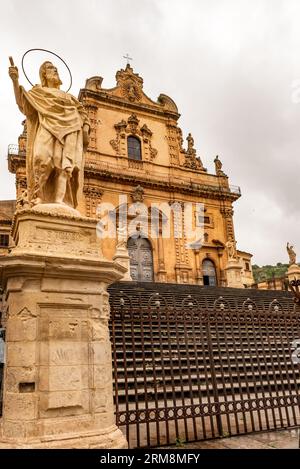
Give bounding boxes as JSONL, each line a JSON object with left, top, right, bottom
{"left": 8, "top": 58, "right": 90, "bottom": 210}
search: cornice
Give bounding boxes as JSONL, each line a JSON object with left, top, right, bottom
{"left": 79, "top": 89, "right": 180, "bottom": 121}
{"left": 84, "top": 165, "right": 241, "bottom": 202}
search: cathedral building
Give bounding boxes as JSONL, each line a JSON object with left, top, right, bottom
{"left": 3, "top": 64, "right": 253, "bottom": 287}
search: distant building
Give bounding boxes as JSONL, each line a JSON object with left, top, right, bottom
{"left": 0, "top": 200, "right": 15, "bottom": 255}
{"left": 237, "top": 250, "right": 254, "bottom": 288}
{"left": 253, "top": 275, "right": 289, "bottom": 291}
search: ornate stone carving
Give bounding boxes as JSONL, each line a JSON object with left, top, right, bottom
{"left": 17, "top": 306, "right": 37, "bottom": 320}
{"left": 131, "top": 185, "right": 144, "bottom": 203}
{"left": 85, "top": 104, "right": 98, "bottom": 150}
{"left": 116, "top": 64, "right": 143, "bottom": 102}
{"left": 165, "top": 121, "right": 182, "bottom": 166}
{"left": 221, "top": 207, "right": 235, "bottom": 242}
{"left": 83, "top": 184, "right": 103, "bottom": 218}
{"left": 110, "top": 114, "right": 157, "bottom": 161}
{"left": 16, "top": 189, "right": 30, "bottom": 211}
{"left": 183, "top": 133, "right": 206, "bottom": 171}
{"left": 127, "top": 114, "right": 140, "bottom": 134}
{"left": 221, "top": 208, "right": 234, "bottom": 218}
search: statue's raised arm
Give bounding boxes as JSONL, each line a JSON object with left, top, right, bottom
{"left": 8, "top": 57, "right": 90, "bottom": 212}
{"left": 8, "top": 56, "right": 23, "bottom": 111}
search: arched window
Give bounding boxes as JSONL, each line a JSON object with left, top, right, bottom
{"left": 127, "top": 136, "right": 142, "bottom": 160}
{"left": 202, "top": 259, "right": 217, "bottom": 286}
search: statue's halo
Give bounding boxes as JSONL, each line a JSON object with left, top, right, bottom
{"left": 21, "top": 48, "right": 72, "bottom": 92}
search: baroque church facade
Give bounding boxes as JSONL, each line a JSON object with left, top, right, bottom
{"left": 3, "top": 64, "right": 253, "bottom": 287}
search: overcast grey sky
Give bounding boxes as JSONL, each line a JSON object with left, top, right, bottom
{"left": 1, "top": 0, "right": 300, "bottom": 266}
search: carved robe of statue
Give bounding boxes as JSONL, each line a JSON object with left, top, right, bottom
{"left": 19, "top": 84, "right": 89, "bottom": 208}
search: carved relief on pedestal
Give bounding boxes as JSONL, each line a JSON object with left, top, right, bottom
{"left": 110, "top": 114, "right": 157, "bottom": 161}
{"left": 83, "top": 184, "right": 104, "bottom": 218}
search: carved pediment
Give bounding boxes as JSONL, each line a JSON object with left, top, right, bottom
{"left": 82, "top": 65, "right": 180, "bottom": 118}
{"left": 116, "top": 65, "right": 143, "bottom": 102}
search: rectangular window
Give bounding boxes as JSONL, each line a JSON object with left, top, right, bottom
{"left": 245, "top": 262, "right": 250, "bottom": 271}
{"left": 204, "top": 216, "right": 210, "bottom": 224}
{"left": 0, "top": 234, "right": 9, "bottom": 248}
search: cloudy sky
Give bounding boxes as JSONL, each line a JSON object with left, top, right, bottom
{"left": 1, "top": 0, "right": 300, "bottom": 266}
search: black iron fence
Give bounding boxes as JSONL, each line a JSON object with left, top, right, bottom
{"left": 110, "top": 291, "right": 300, "bottom": 448}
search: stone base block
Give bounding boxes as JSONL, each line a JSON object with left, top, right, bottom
{"left": 225, "top": 261, "right": 244, "bottom": 288}
{"left": 0, "top": 209, "right": 128, "bottom": 449}
{"left": 0, "top": 423, "right": 127, "bottom": 449}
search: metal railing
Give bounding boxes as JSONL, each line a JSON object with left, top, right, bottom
{"left": 109, "top": 291, "right": 300, "bottom": 448}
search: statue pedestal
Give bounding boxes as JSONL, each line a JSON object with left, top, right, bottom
{"left": 225, "top": 260, "right": 244, "bottom": 289}
{"left": 287, "top": 263, "right": 300, "bottom": 283}
{"left": 0, "top": 209, "right": 127, "bottom": 448}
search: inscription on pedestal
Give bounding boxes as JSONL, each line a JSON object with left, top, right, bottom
{"left": 38, "top": 306, "right": 90, "bottom": 415}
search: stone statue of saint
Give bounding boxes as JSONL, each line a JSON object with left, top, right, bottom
{"left": 186, "top": 133, "right": 195, "bottom": 153}
{"left": 287, "top": 242, "right": 297, "bottom": 265}
{"left": 226, "top": 238, "right": 237, "bottom": 261}
{"left": 214, "top": 155, "right": 226, "bottom": 176}
{"left": 8, "top": 58, "right": 90, "bottom": 210}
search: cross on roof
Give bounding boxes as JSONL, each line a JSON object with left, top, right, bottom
{"left": 123, "top": 53, "right": 133, "bottom": 66}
